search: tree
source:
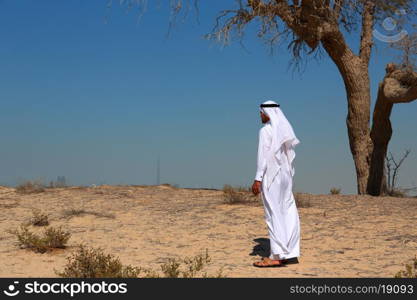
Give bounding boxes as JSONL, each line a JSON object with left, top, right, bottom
{"left": 118, "top": 0, "right": 417, "bottom": 195}
{"left": 367, "top": 34, "right": 417, "bottom": 195}
{"left": 385, "top": 149, "right": 410, "bottom": 196}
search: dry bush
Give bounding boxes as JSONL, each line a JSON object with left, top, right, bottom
{"left": 161, "top": 183, "right": 179, "bottom": 189}
{"left": 387, "top": 188, "right": 407, "bottom": 198}
{"left": 386, "top": 150, "right": 411, "bottom": 197}
{"left": 57, "top": 246, "right": 224, "bottom": 278}
{"left": 26, "top": 209, "right": 49, "bottom": 226}
{"left": 62, "top": 208, "right": 87, "bottom": 218}
{"left": 9, "top": 225, "right": 71, "bottom": 253}
{"left": 16, "top": 181, "right": 45, "bottom": 194}
{"left": 57, "top": 245, "right": 147, "bottom": 278}
{"left": 330, "top": 187, "right": 341, "bottom": 195}
{"left": 115, "top": 190, "right": 135, "bottom": 198}
{"left": 294, "top": 193, "right": 311, "bottom": 208}
{"left": 62, "top": 208, "right": 115, "bottom": 219}
{"left": 223, "top": 185, "right": 259, "bottom": 205}
{"left": 161, "top": 249, "right": 224, "bottom": 278}
{"left": 395, "top": 257, "right": 417, "bottom": 278}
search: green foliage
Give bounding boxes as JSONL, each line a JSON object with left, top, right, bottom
{"left": 9, "top": 225, "right": 70, "bottom": 253}
{"left": 57, "top": 245, "right": 145, "bottom": 278}
{"left": 330, "top": 187, "right": 342, "bottom": 195}
{"left": 395, "top": 257, "right": 417, "bottom": 278}
{"left": 160, "top": 249, "right": 224, "bottom": 278}
{"left": 387, "top": 188, "right": 407, "bottom": 198}
{"left": 160, "top": 258, "right": 181, "bottom": 278}
{"left": 58, "top": 246, "right": 224, "bottom": 278}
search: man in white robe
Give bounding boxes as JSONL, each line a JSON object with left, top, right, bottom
{"left": 252, "top": 100, "right": 301, "bottom": 267}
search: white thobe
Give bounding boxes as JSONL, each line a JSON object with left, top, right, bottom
{"left": 255, "top": 124, "right": 300, "bottom": 260}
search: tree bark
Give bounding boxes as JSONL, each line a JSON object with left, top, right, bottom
{"left": 322, "top": 41, "right": 372, "bottom": 194}
{"left": 343, "top": 62, "right": 372, "bottom": 195}
{"left": 320, "top": 1, "right": 374, "bottom": 195}
{"left": 367, "top": 90, "right": 393, "bottom": 195}
{"left": 367, "top": 64, "right": 417, "bottom": 195}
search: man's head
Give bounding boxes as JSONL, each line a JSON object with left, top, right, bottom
{"left": 260, "top": 111, "right": 270, "bottom": 124}
{"left": 259, "top": 101, "right": 280, "bottom": 124}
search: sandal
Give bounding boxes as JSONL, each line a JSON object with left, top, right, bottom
{"left": 253, "top": 257, "right": 285, "bottom": 268}
{"left": 281, "top": 257, "right": 299, "bottom": 265}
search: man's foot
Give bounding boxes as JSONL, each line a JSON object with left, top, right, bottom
{"left": 281, "top": 257, "right": 299, "bottom": 265}
{"left": 253, "top": 257, "right": 285, "bottom": 268}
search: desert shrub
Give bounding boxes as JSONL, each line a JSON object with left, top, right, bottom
{"left": 223, "top": 185, "right": 258, "bottom": 205}
{"left": 161, "top": 258, "right": 181, "bottom": 278}
{"left": 161, "top": 183, "right": 179, "bottom": 189}
{"left": 294, "top": 193, "right": 311, "bottom": 208}
{"left": 57, "top": 246, "right": 224, "bottom": 278}
{"left": 57, "top": 245, "right": 146, "bottom": 278}
{"left": 62, "top": 208, "right": 87, "bottom": 218}
{"left": 330, "top": 187, "right": 341, "bottom": 195}
{"left": 9, "top": 225, "right": 70, "bottom": 253}
{"left": 62, "top": 208, "right": 115, "bottom": 219}
{"left": 16, "top": 181, "right": 45, "bottom": 194}
{"left": 44, "top": 227, "right": 71, "bottom": 249}
{"left": 387, "top": 188, "right": 407, "bottom": 198}
{"left": 27, "top": 209, "right": 49, "bottom": 226}
{"left": 160, "top": 249, "right": 224, "bottom": 278}
{"left": 395, "top": 257, "right": 417, "bottom": 278}
{"left": 233, "top": 186, "right": 251, "bottom": 192}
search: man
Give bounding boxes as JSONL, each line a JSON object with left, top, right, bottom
{"left": 252, "top": 100, "right": 301, "bottom": 267}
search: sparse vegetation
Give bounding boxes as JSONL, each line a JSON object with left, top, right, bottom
{"left": 385, "top": 150, "right": 412, "bottom": 197}
{"left": 294, "top": 193, "right": 311, "bottom": 208}
{"left": 9, "top": 225, "right": 71, "bottom": 253}
{"left": 387, "top": 189, "right": 407, "bottom": 198}
{"left": 223, "top": 185, "right": 311, "bottom": 208}
{"left": 57, "top": 246, "right": 224, "bottom": 278}
{"left": 26, "top": 209, "right": 49, "bottom": 226}
{"left": 330, "top": 187, "right": 341, "bottom": 195}
{"left": 160, "top": 249, "right": 224, "bottom": 278}
{"left": 16, "top": 181, "right": 45, "bottom": 194}
{"left": 57, "top": 245, "right": 145, "bottom": 278}
{"left": 395, "top": 257, "right": 417, "bottom": 278}
{"left": 161, "top": 183, "right": 179, "bottom": 189}
{"left": 62, "top": 208, "right": 115, "bottom": 219}
{"left": 223, "top": 185, "right": 258, "bottom": 205}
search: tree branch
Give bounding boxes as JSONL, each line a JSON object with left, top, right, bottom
{"left": 359, "top": 0, "right": 376, "bottom": 63}
{"left": 383, "top": 64, "right": 417, "bottom": 103}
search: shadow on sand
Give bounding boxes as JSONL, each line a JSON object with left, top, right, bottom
{"left": 250, "top": 238, "right": 270, "bottom": 258}
{"left": 250, "top": 238, "right": 299, "bottom": 264}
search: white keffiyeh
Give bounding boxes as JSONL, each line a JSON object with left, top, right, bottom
{"left": 260, "top": 100, "right": 300, "bottom": 189}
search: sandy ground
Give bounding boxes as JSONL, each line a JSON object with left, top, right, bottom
{"left": 0, "top": 185, "right": 416, "bottom": 278}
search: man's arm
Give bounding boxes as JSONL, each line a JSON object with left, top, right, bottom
{"left": 252, "top": 128, "right": 267, "bottom": 195}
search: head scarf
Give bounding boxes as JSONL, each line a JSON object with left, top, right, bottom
{"left": 260, "top": 100, "right": 300, "bottom": 189}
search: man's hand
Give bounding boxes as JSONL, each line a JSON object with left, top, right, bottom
{"left": 252, "top": 180, "right": 262, "bottom": 195}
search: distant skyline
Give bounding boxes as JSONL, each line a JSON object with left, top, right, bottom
{"left": 0, "top": 1, "right": 416, "bottom": 194}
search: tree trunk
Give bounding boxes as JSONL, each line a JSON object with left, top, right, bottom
{"left": 345, "top": 68, "right": 372, "bottom": 195}
{"left": 367, "top": 64, "right": 417, "bottom": 195}
{"left": 367, "top": 87, "right": 393, "bottom": 196}
{"left": 323, "top": 46, "right": 372, "bottom": 194}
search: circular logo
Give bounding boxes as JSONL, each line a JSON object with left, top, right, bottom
{"left": 3, "top": 281, "right": 20, "bottom": 297}
{"left": 373, "top": 9, "right": 408, "bottom": 43}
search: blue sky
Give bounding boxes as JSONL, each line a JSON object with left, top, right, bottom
{"left": 0, "top": 0, "right": 416, "bottom": 194}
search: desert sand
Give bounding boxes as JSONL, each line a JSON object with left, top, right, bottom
{"left": 0, "top": 184, "right": 416, "bottom": 277}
